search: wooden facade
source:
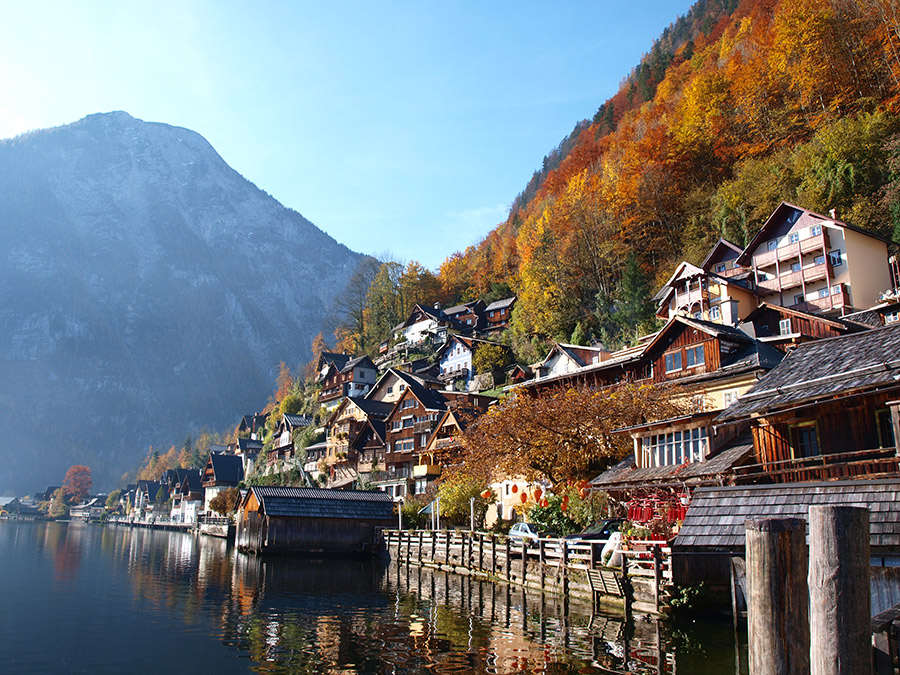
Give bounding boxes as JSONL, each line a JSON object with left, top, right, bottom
{"left": 237, "top": 486, "right": 395, "bottom": 555}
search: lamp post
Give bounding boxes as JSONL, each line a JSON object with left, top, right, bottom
{"left": 396, "top": 496, "right": 404, "bottom": 531}
{"left": 470, "top": 496, "right": 475, "bottom": 532}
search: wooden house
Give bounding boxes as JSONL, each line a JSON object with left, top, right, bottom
{"left": 323, "top": 397, "right": 393, "bottom": 489}
{"left": 482, "top": 296, "right": 516, "bottom": 332}
{"left": 443, "top": 299, "right": 484, "bottom": 333}
{"left": 318, "top": 355, "right": 377, "bottom": 408}
{"left": 717, "top": 323, "right": 900, "bottom": 483}
{"left": 735, "top": 202, "right": 894, "bottom": 315}
{"left": 740, "top": 301, "right": 865, "bottom": 352}
{"left": 236, "top": 486, "right": 395, "bottom": 555}
{"left": 654, "top": 259, "right": 758, "bottom": 327}
{"left": 365, "top": 367, "right": 442, "bottom": 404}
{"left": 201, "top": 453, "right": 244, "bottom": 512}
{"left": 238, "top": 411, "right": 269, "bottom": 440}
{"left": 171, "top": 470, "right": 203, "bottom": 524}
{"left": 268, "top": 413, "right": 314, "bottom": 466}
{"left": 414, "top": 399, "right": 494, "bottom": 495}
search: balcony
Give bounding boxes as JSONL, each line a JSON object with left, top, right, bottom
{"left": 440, "top": 368, "right": 470, "bottom": 381}
{"left": 790, "top": 284, "right": 850, "bottom": 313}
{"left": 732, "top": 446, "right": 899, "bottom": 484}
{"left": 431, "top": 436, "right": 458, "bottom": 451}
{"left": 753, "top": 231, "right": 830, "bottom": 269}
{"left": 412, "top": 463, "right": 441, "bottom": 478}
{"left": 757, "top": 260, "right": 833, "bottom": 293}
{"left": 414, "top": 420, "right": 436, "bottom": 434}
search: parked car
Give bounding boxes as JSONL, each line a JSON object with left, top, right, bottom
{"left": 508, "top": 522, "right": 556, "bottom": 542}
{"left": 562, "top": 518, "right": 625, "bottom": 548}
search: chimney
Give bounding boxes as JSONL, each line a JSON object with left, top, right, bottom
{"left": 829, "top": 208, "right": 837, "bottom": 219}
{"left": 434, "top": 302, "right": 441, "bottom": 310}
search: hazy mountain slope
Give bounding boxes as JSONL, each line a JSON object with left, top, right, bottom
{"left": 0, "top": 111, "right": 364, "bottom": 493}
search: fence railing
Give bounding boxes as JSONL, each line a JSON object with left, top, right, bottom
{"left": 382, "top": 529, "right": 672, "bottom": 613}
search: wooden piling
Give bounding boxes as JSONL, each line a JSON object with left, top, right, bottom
{"left": 808, "top": 505, "right": 871, "bottom": 675}
{"left": 745, "top": 517, "right": 809, "bottom": 675}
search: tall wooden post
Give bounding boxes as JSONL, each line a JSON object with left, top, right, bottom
{"left": 745, "top": 517, "right": 809, "bottom": 675}
{"left": 521, "top": 540, "right": 528, "bottom": 585}
{"left": 505, "top": 537, "right": 511, "bottom": 581}
{"left": 808, "top": 505, "right": 871, "bottom": 675}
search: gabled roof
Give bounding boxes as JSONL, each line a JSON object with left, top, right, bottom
{"left": 341, "top": 355, "right": 375, "bottom": 373}
{"left": 351, "top": 418, "right": 387, "bottom": 449}
{"left": 699, "top": 238, "right": 744, "bottom": 271}
{"left": 282, "top": 413, "right": 313, "bottom": 429}
{"left": 643, "top": 315, "right": 752, "bottom": 358}
{"left": 434, "top": 334, "right": 509, "bottom": 360}
{"left": 484, "top": 296, "right": 516, "bottom": 312}
{"left": 717, "top": 323, "right": 900, "bottom": 421}
{"left": 237, "top": 437, "right": 264, "bottom": 453}
{"left": 674, "top": 479, "right": 900, "bottom": 552}
{"left": 365, "top": 367, "right": 442, "bottom": 401}
{"left": 736, "top": 201, "right": 894, "bottom": 266}
{"left": 319, "top": 352, "right": 352, "bottom": 371}
{"left": 246, "top": 486, "right": 395, "bottom": 521}
{"left": 205, "top": 453, "right": 244, "bottom": 485}
{"left": 397, "top": 377, "right": 448, "bottom": 412}
{"left": 349, "top": 397, "right": 395, "bottom": 420}
{"left": 535, "top": 342, "right": 609, "bottom": 370}
{"left": 444, "top": 299, "right": 484, "bottom": 316}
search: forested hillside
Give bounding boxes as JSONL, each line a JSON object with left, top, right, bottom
{"left": 430, "top": 0, "right": 900, "bottom": 352}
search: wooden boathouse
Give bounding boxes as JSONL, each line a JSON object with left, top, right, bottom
{"left": 237, "top": 486, "right": 395, "bottom": 555}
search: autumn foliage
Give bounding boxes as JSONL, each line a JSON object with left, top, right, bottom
{"left": 63, "top": 465, "right": 92, "bottom": 504}
{"left": 452, "top": 384, "right": 688, "bottom": 485}
{"left": 430, "top": 0, "right": 900, "bottom": 348}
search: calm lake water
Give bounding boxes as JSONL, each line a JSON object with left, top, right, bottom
{"left": 0, "top": 520, "right": 746, "bottom": 673}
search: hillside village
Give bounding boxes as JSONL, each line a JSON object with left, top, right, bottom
{"left": 10, "top": 200, "right": 900, "bottom": 543}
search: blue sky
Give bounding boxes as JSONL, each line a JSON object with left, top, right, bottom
{"left": 0, "top": 1, "right": 696, "bottom": 268}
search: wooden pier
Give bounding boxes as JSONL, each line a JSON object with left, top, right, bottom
{"left": 383, "top": 529, "right": 673, "bottom": 615}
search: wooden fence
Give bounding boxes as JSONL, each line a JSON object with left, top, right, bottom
{"left": 383, "top": 529, "right": 673, "bottom": 615}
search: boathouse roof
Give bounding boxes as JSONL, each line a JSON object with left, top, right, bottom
{"left": 717, "top": 323, "right": 900, "bottom": 422}
{"left": 673, "top": 479, "right": 900, "bottom": 553}
{"left": 248, "top": 486, "right": 395, "bottom": 521}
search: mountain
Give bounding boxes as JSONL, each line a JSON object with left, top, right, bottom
{"left": 0, "top": 111, "right": 365, "bottom": 493}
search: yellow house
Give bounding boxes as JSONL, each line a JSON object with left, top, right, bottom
{"left": 735, "top": 202, "right": 894, "bottom": 316}
{"left": 654, "top": 258, "right": 759, "bottom": 326}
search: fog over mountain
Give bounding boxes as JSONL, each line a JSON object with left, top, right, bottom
{"left": 0, "top": 111, "right": 365, "bottom": 494}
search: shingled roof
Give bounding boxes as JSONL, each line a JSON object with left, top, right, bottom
{"left": 717, "top": 323, "right": 900, "bottom": 421}
{"left": 248, "top": 486, "right": 395, "bottom": 520}
{"left": 674, "top": 479, "right": 900, "bottom": 553}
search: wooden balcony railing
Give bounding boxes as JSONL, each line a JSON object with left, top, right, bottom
{"left": 754, "top": 232, "right": 830, "bottom": 269}
{"left": 732, "top": 447, "right": 900, "bottom": 484}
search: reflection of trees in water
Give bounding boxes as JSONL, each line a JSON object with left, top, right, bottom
{"left": 41, "top": 522, "right": 84, "bottom": 583}
{"left": 76, "top": 526, "right": 730, "bottom": 673}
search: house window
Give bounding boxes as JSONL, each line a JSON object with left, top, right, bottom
{"left": 402, "top": 399, "right": 416, "bottom": 409}
{"left": 876, "top": 409, "right": 896, "bottom": 448}
{"left": 710, "top": 306, "right": 721, "bottom": 320}
{"left": 641, "top": 427, "right": 709, "bottom": 467}
{"left": 828, "top": 250, "right": 842, "bottom": 266}
{"left": 489, "top": 310, "right": 495, "bottom": 318}
{"left": 794, "top": 294, "right": 805, "bottom": 305}
{"left": 818, "top": 287, "right": 830, "bottom": 298}
{"left": 767, "top": 240, "right": 778, "bottom": 251}
{"left": 466, "top": 319, "right": 471, "bottom": 325}
{"left": 664, "top": 351, "right": 683, "bottom": 373}
{"left": 789, "top": 422, "right": 819, "bottom": 459}
{"left": 714, "top": 262, "right": 727, "bottom": 273}
{"left": 415, "top": 478, "right": 427, "bottom": 494}
{"left": 420, "top": 434, "right": 428, "bottom": 447}
{"left": 685, "top": 345, "right": 705, "bottom": 367}
{"left": 814, "top": 254, "right": 825, "bottom": 265}
{"left": 790, "top": 262, "right": 802, "bottom": 273}
{"left": 779, "top": 318, "right": 792, "bottom": 335}
{"left": 723, "top": 390, "right": 739, "bottom": 407}
{"left": 810, "top": 224, "right": 822, "bottom": 236}
{"left": 789, "top": 232, "right": 800, "bottom": 244}
{"left": 885, "top": 311, "right": 900, "bottom": 325}
{"left": 402, "top": 417, "right": 413, "bottom": 429}
{"left": 392, "top": 421, "right": 401, "bottom": 431}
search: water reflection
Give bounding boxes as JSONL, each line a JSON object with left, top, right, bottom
{"left": 1, "top": 522, "right": 744, "bottom": 674}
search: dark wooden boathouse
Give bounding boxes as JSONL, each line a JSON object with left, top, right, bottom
{"left": 237, "top": 486, "right": 395, "bottom": 555}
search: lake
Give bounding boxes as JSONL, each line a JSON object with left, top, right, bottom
{"left": 0, "top": 520, "right": 746, "bottom": 673}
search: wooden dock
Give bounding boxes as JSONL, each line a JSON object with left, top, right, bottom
{"left": 383, "top": 529, "right": 673, "bottom": 615}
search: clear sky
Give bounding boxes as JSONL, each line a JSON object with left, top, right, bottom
{"left": 0, "top": 1, "right": 696, "bottom": 269}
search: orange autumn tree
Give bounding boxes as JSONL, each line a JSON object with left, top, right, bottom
{"left": 63, "top": 465, "right": 93, "bottom": 504}
{"left": 453, "top": 384, "right": 687, "bottom": 485}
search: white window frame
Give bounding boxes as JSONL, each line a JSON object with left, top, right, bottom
{"left": 779, "top": 318, "right": 792, "bottom": 336}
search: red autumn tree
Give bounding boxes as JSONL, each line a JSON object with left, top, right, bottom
{"left": 63, "top": 465, "right": 93, "bottom": 504}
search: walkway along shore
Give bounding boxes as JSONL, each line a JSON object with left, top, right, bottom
{"left": 382, "top": 529, "right": 673, "bottom": 615}
{"left": 107, "top": 514, "right": 234, "bottom": 539}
